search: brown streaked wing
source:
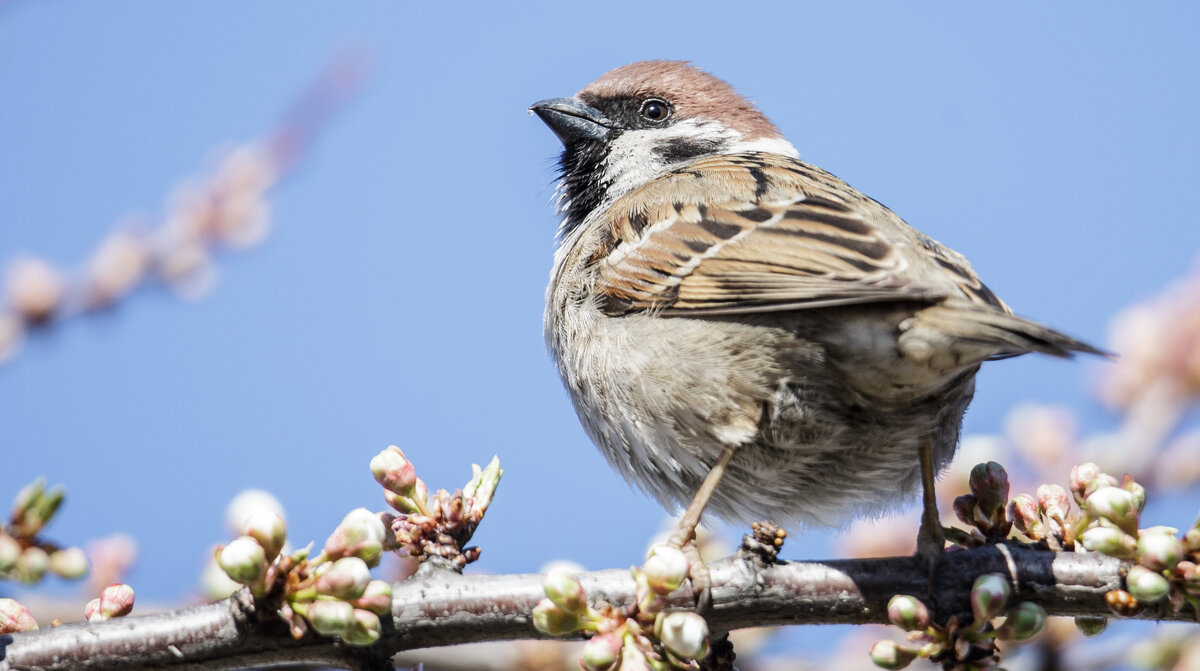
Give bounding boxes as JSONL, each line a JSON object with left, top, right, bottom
{"left": 596, "top": 190, "right": 947, "bottom": 316}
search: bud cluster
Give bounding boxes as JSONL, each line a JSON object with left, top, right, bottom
{"left": 948, "top": 462, "right": 1013, "bottom": 546}
{"left": 373, "top": 446, "right": 502, "bottom": 569}
{"left": 1, "top": 479, "right": 89, "bottom": 585}
{"left": 532, "top": 545, "right": 711, "bottom": 670}
{"left": 871, "top": 575, "right": 1046, "bottom": 670}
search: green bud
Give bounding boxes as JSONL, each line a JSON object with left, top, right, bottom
{"left": 1137, "top": 526, "right": 1184, "bottom": 572}
{"left": 886, "top": 595, "right": 929, "bottom": 631}
{"left": 1081, "top": 525, "right": 1137, "bottom": 558}
{"left": 307, "top": 599, "right": 355, "bottom": 636}
{"left": 0, "top": 534, "right": 21, "bottom": 572}
{"left": 970, "top": 573, "right": 1011, "bottom": 624}
{"left": 217, "top": 536, "right": 268, "bottom": 585}
{"left": 543, "top": 566, "right": 587, "bottom": 614}
{"left": 15, "top": 546, "right": 49, "bottom": 583}
{"left": 1125, "top": 565, "right": 1170, "bottom": 603}
{"left": 315, "top": 556, "right": 371, "bottom": 600}
{"left": 341, "top": 608, "right": 382, "bottom": 646}
{"left": 531, "top": 598, "right": 580, "bottom": 636}
{"left": 1121, "top": 475, "right": 1146, "bottom": 513}
{"left": 870, "top": 640, "right": 917, "bottom": 670}
{"left": 323, "top": 508, "right": 386, "bottom": 567}
{"left": 1086, "top": 487, "right": 1139, "bottom": 534}
{"left": 998, "top": 601, "right": 1045, "bottom": 641}
{"left": 48, "top": 547, "right": 89, "bottom": 580}
{"left": 641, "top": 544, "right": 689, "bottom": 595}
{"left": 241, "top": 511, "right": 286, "bottom": 562}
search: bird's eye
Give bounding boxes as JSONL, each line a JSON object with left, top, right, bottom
{"left": 639, "top": 98, "right": 671, "bottom": 123}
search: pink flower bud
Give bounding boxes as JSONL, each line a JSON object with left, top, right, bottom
{"left": 323, "top": 508, "right": 386, "bottom": 567}
{"left": 1007, "top": 494, "right": 1044, "bottom": 540}
{"left": 0, "top": 598, "right": 38, "bottom": 633}
{"left": 1069, "top": 463, "right": 1103, "bottom": 504}
{"left": 1036, "top": 484, "right": 1071, "bottom": 522}
{"left": 581, "top": 632, "right": 624, "bottom": 671}
{"left": 371, "top": 446, "right": 419, "bottom": 496}
{"left": 97, "top": 583, "right": 135, "bottom": 619}
{"left": 352, "top": 580, "right": 393, "bottom": 616}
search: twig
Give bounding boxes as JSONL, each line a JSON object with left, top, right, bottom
{"left": 2, "top": 545, "right": 1189, "bottom": 671}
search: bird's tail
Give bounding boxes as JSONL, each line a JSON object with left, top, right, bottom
{"left": 899, "top": 302, "right": 1109, "bottom": 364}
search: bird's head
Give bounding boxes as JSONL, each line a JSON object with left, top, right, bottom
{"left": 530, "top": 60, "right": 797, "bottom": 236}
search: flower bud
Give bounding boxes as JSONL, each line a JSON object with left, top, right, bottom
{"left": 217, "top": 536, "right": 268, "bottom": 585}
{"left": 341, "top": 608, "right": 382, "bottom": 646}
{"left": 323, "top": 508, "right": 386, "bottom": 567}
{"left": 998, "top": 601, "right": 1045, "bottom": 641}
{"left": 241, "top": 511, "right": 286, "bottom": 562}
{"left": 581, "top": 632, "right": 624, "bottom": 671}
{"left": 970, "top": 574, "right": 1010, "bottom": 624}
{"left": 0, "top": 534, "right": 20, "bottom": 572}
{"left": 84, "top": 598, "right": 100, "bottom": 621}
{"left": 1069, "top": 463, "right": 1103, "bottom": 504}
{"left": 1125, "top": 565, "right": 1170, "bottom": 603}
{"left": 15, "top": 546, "right": 49, "bottom": 583}
{"left": 1036, "top": 484, "right": 1071, "bottom": 521}
{"left": 969, "top": 462, "right": 1010, "bottom": 517}
{"left": 543, "top": 566, "right": 586, "bottom": 614}
{"left": 1074, "top": 616, "right": 1108, "bottom": 637}
{"left": 464, "top": 456, "right": 503, "bottom": 513}
{"left": 886, "top": 595, "right": 929, "bottom": 631}
{"left": 869, "top": 640, "right": 916, "bottom": 670}
{"left": 1086, "top": 487, "right": 1139, "bottom": 533}
{"left": 531, "top": 598, "right": 580, "bottom": 636}
{"left": 1081, "top": 525, "right": 1137, "bottom": 558}
{"left": 0, "top": 598, "right": 38, "bottom": 633}
{"left": 656, "top": 610, "right": 709, "bottom": 660}
{"left": 315, "top": 557, "right": 371, "bottom": 600}
{"left": 620, "top": 642, "right": 653, "bottom": 671}
{"left": 307, "top": 599, "right": 355, "bottom": 636}
{"left": 641, "top": 544, "right": 689, "bottom": 595}
{"left": 96, "top": 583, "right": 135, "bottom": 619}
{"left": 1008, "top": 494, "right": 1044, "bottom": 540}
{"left": 5, "top": 257, "right": 64, "bottom": 323}
{"left": 1137, "top": 526, "right": 1184, "bottom": 572}
{"left": 371, "top": 446, "right": 419, "bottom": 496}
{"left": 952, "top": 494, "right": 978, "bottom": 527}
{"left": 1121, "top": 475, "right": 1146, "bottom": 513}
{"left": 49, "top": 547, "right": 89, "bottom": 579}
{"left": 352, "top": 580, "right": 393, "bottom": 616}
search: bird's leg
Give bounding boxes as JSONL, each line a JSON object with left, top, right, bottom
{"left": 666, "top": 443, "right": 739, "bottom": 610}
{"left": 915, "top": 434, "right": 945, "bottom": 581}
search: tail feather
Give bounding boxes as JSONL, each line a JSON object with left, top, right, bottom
{"left": 900, "top": 302, "right": 1109, "bottom": 365}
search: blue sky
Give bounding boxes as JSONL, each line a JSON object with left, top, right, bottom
{"left": 1, "top": 1, "right": 1198, "bottom": 660}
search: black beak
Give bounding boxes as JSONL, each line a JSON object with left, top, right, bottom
{"left": 529, "top": 97, "right": 611, "bottom": 145}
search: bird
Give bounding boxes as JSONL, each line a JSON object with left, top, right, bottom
{"left": 529, "top": 60, "right": 1101, "bottom": 556}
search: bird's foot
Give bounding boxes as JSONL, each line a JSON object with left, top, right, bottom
{"left": 915, "top": 511, "right": 946, "bottom": 592}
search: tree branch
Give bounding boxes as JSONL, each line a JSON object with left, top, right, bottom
{"left": 2, "top": 545, "right": 1190, "bottom": 671}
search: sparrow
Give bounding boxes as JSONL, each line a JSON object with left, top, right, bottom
{"left": 530, "top": 61, "right": 1101, "bottom": 554}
